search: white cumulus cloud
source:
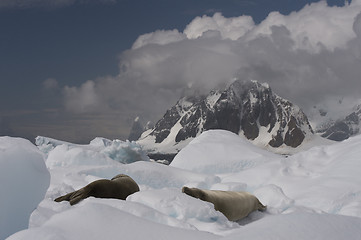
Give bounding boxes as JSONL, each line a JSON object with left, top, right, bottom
{"left": 245, "top": 0, "right": 361, "bottom": 52}
{"left": 132, "top": 29, "right": 186, "bottom": 49}
{"left": 183, "top": 12, "right": 255, "bottom": 40}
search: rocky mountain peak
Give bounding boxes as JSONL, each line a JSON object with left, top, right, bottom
{"left": 320, "top": 103, "right": 361, "bottom": 141}
{"left": 138, "top": 80, "right": 314, "bottom": 157}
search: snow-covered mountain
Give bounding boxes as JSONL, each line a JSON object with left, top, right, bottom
{"left": 138, "top": 80, "right": 314, "bottom": 159}
{"left": 317, "top": 104, "right": 361, "bottom": 141}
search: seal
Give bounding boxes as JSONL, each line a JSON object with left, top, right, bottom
{"left": 55, "top": 174, "right": 140, "bottom": 205}
{"left": 182, "top": 186, "right": 266, "bottom": 221}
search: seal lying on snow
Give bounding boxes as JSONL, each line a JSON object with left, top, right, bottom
{"left": 55, "top": 174, "right": 139, "bottom": 205}
{"left": 182, "top": 186, "right": 266, "bottom": 221}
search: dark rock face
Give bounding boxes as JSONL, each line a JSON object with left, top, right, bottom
{"left": 321, "top": 111, "right": 360, "bottom": 141}
{"left": 145, "top": 80, "right": 313, "bottom": 148}
{"left": 147, "top": 153, "right": 177, "bottom": 163}
{"left": 269, "top": 130, "right": 284, "bottom": 148}
{"left": 284, "top": 116, "right": 306, "bottom": 147}
{"left": 152, "top": 106, "right": 182, "bottom": 143}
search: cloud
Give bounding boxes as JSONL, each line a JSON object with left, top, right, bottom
{"left": 245, "top": 0, "right": 361, "bottom": 52}
{"left": 63, "top": 80, "right": 102, "bottom": 113}
{"left": 132, "top": 29, "right": 186, "bottom": 49}
{"left": 183, "top": 12, "right": 255, "bottom": 40}
{"left": 42, "top": 78, "right": 59, "bottom": 90}
{"left": 233, "top": 25, "right": 361, "bottom": 109}
{"left": 353, "top": 12, "right": 361, "bottom": 37}
{"left": 124, "top": 36, "right": 240, "bottom": 90}
{"left": 62, "top": 0, "right": 361, "bottom": 133}
{"left": 0, "top": 0, "right": 116, "bottom": 9}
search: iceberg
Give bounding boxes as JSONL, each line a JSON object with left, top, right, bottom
{"left": 0, "top": 137, "right": 50, "bottom": 239}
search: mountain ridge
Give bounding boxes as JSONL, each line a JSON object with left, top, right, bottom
{"left": 318, "top": 104, "right": 361, "bottom": 141}
{"left": 137, "top": 80, "right": 314, "bottom": 160}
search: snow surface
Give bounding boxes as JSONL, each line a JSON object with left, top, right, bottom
{"left": 171, "top": 130, "right": 278, "bottom": 174}
{"left": 4, "top": 130, "right": 361, "bottom": 239}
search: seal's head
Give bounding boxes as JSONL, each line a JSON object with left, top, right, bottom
{"left": 182, "top": 186, "right": 206, "bottom": 201}
{"left": 111, "top": 174, "right": 131, "bottom": 181}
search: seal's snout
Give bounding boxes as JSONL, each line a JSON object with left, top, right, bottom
{"left": 182, "top": 186, "right": 188, "bottom": 193}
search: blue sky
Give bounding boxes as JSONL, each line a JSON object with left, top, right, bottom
{"left": 0, "top": 0, "right": 356, "bottom": 143}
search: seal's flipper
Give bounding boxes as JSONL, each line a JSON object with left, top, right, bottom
{"left": 68, "top": 189, "right": 89, "bottom": 205}
{"left": 54, "top": 192, "right": 74, "bottom": 202}
{"left": 54, "top": 188, "right": 89, "bottom": 205}
{"left": 69, "top": 194, "right": 85, "bottom": 205}
{"left": 257, "top": 200, "right": 267, "bottom": 211}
